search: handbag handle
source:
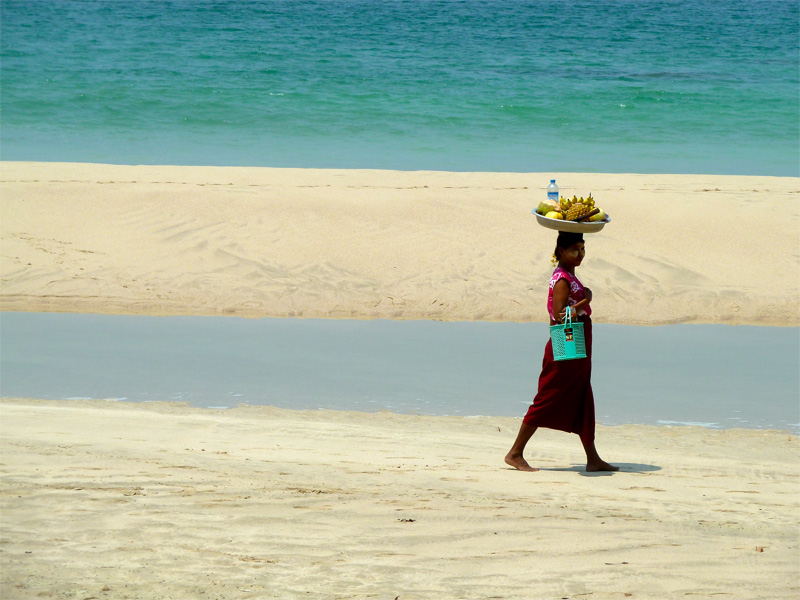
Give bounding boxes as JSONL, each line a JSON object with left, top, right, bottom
{"left": 563, "top": 305, "right": 573, "bottom": 326}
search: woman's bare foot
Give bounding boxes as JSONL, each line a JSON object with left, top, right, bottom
{"left": 586, "top": 460, "right": 619, "bottom": 472}
{"left": 505, "top": 453, "right": 539, "bottom": 472}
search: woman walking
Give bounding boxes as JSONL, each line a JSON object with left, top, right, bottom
{"left": 505, "top": 231, "right": 618, "bottom": 472}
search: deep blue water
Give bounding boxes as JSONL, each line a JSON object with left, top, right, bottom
{"left": 1, "top": 313, "right": 798, "bottom": 433}
{"left": 1, "top": 0, "right": 798, "bottom": 175}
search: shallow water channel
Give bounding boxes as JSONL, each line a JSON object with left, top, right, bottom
{"left": 1, "top": 313, "right": 798, "bottom": 433}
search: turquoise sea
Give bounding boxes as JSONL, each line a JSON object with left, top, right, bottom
{"left": 2, "top": 0, "right": 798, "bottom": 175}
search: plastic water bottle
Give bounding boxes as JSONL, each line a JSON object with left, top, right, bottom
{"left": 547, "top": 179, "right": 559, "bottom": 203}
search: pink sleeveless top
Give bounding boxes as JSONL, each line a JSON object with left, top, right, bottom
{"left": 547, "top": 267, "right": 592, "bottom": 322}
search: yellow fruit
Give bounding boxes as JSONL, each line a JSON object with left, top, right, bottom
{"left": 544, "top": 211, "right": 563, "bottom": 220}
{"left": 565, "top": 203, "right": 591, "bottom": 221}
{"left": 589, "top": 208, "right": 606, "bottom": 222}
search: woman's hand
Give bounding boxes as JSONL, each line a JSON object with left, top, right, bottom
{"left": 583, "top": 287, "right": 592, "bottom": 303}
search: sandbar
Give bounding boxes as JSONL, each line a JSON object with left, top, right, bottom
{"left": 2, "top": 161, "right": 798, "bottom": 325}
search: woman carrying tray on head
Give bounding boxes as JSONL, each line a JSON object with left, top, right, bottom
{"left": 505, "top": 230, "right": 618, "bottom": 473}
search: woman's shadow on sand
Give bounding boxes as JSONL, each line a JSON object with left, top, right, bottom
{"left": 542, "top": 463, "right": 662, "bottom": 477}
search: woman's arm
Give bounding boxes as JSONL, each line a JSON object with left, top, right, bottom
{"left": 569, "top": 287, "right": 592, "bottom": 316}
{"left": 553, "top": 282, "right": 592, "bottom": 323}
{"left": 551, "top": 279, "right": 570, "bottom": 323}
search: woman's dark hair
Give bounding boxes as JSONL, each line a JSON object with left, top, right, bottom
{"left": 556, "top": 231, "right": 584, "bottom": 249}
{"left": 553, "top": 231, "right": 584, "bottom": 263}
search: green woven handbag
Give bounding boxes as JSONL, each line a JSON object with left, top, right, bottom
{"left": 550, "top": 307, "right": 587, "bottom": 361}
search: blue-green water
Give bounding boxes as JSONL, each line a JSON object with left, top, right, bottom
{"left": 1, "top": 0, "right": 798, "bottom": 175}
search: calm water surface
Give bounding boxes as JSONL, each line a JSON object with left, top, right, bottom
{"left": 1, "top": 313, "right": 797, "bottom": 433}
{"left": 2, "top": 0, "right": 797, "bottom": 175}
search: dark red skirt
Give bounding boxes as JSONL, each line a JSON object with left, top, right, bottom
{"left": 523, "top": 316, "right": 595, "bottom": 443}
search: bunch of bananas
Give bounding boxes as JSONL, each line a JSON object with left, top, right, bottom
{"left": 560, "top": 194, "right": 595, "bottom": 212}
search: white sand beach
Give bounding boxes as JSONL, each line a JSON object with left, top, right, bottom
{"left": 2, "top": 161, "right": 798, "bottom": 325}
{"left": 1, "top": 398, "right": 798, "bottom": 600}
{"left": 1, "top": 163, "right": 799, "bottom": 598}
